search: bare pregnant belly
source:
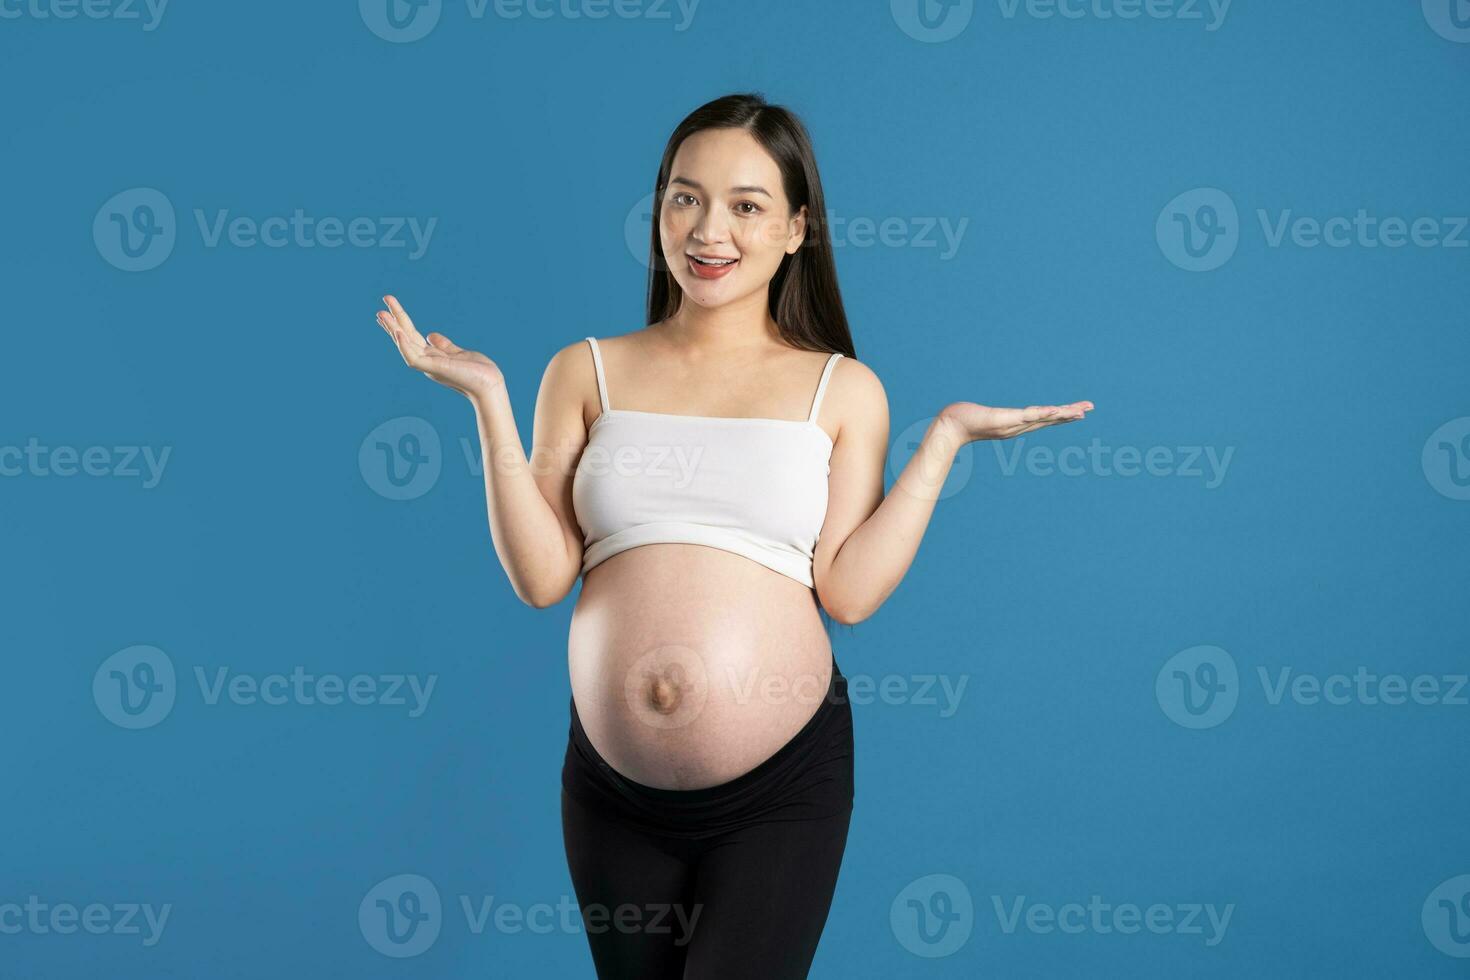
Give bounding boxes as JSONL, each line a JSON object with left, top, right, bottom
{"left": 568, "top": 544, "right": 834, "bottom": 791}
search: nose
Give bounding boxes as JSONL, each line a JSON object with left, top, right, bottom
{"left": 691, "top": 203, "right": 732, "bottom": 246}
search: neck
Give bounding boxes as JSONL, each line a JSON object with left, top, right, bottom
{"left": 660, "top": 288, "right": 782, "bottom": 354}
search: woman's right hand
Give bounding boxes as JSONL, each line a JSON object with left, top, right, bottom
{"left": 375, "top": 295, "right": 504, "bottom": 401}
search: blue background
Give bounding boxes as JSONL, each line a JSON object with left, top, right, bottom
{"left": 3, "top": 0, "right": 1468, "bottom": 976}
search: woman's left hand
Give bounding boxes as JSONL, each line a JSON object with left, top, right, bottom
{"left": 937, "top": 399, "right": 1095, "bottom": 443}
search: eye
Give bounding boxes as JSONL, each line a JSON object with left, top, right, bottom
{"left": 734, "top": 201, "right": 762, "bottom": 215}
{"left": 672, "top": 192, "right": 697, "bottom": 207}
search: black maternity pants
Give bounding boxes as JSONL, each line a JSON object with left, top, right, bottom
{"left": 560, "top": 655, "right": 855, "bottom": 979}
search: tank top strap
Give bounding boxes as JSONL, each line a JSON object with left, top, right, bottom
{"left": 807, "top": 351, "right": 844, "bottom": 424}
{"left": 584, "top": 336, "right": 610, "bottom": 413}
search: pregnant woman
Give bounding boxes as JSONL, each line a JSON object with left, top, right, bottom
{"left": 374, "top": 93, "right": 1092, "bottom": 979}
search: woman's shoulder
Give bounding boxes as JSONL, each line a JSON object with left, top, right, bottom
{"left": 547, "top": 326, "right": 646, "bottom": 362}
{"left": 825, "top": 349, "right": 881, "bottom": 391}
{"left": 822, "top": 351, "right": 887, "bottom": 427}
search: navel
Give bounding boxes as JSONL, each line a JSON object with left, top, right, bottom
{"left": 623, "top": 644, "right": 709, "bottom": 730}
{"left": 646, "top": 671, "right": 685, "bottom": 714}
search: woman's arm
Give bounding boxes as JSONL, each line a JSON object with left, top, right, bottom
{"left": 376, "top": 296, "right": 587, "bottom": 608}
{"left": 812, "top": 358, "right": 1092, "bottom": 624}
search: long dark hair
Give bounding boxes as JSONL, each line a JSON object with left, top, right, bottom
{"left": 644, "top": 93, "right": 856, "bottom": 360}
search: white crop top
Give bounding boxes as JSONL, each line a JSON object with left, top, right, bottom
{"left": 571, "top": 336, "right": 843, "bottom": 589}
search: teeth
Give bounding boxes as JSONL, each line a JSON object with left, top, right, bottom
{"left": 692, "top": 256, "right": 736, "bottom": 266}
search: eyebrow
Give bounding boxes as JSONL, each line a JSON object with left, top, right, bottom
{"left": 669, "top": 176, "right": 773, "bottom": 198}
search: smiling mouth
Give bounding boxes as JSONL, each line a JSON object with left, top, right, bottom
{"left": 689, "top": 255, "right": 738, "bottom": 266}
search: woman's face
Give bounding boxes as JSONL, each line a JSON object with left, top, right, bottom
{"left": 658, "top": 127, "right": 807, "bottom": 310}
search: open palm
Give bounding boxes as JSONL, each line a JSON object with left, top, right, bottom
{"left": 375, "top": 295, "right": 504, "bottom": 400}
{"left": 939, "top": 399, "right": 1095, "bottom": 443}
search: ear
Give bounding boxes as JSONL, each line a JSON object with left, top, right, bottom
{"left": 786, "top": 204, "right": 808, "bottom": 255}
